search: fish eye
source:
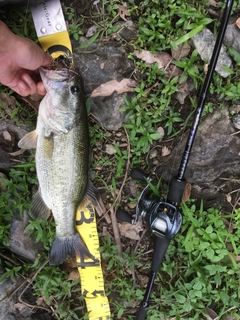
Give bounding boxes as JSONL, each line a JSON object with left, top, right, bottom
{"left": 70, "top": 85, "right": 80, "bottom": 94}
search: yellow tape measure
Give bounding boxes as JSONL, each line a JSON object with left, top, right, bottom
{"left": 31, "top": 1, "right": 111, "bottom": 317}
{"left": 31, "top": 0, "right": 73, "bottom": 62}
{"left": 76, "top": 202, "right": 110, "bottom": 319}
{"left": 37, "top": 31, "right": 73, "bottom": 62}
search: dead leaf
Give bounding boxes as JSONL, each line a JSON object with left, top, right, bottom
{"left": 221, "top": 218, "right": 236, "bottom": 233}
{"left": 149, "top": 149, "right": 158, "bottom": 159}
{"left": 236, "top": 18, "right": 240, "bottom": 29}
{"left": 209, "top": 0, "right": 218, "bottom": 7}
{"left": 222, "top": 316, "right": 239, "bottom": 320}
{"left": 129, "top": 180, "right": 138, "bottom": 198}
{"left": 2, "top": 130, "right": 11, "bottom": 141}
{"left": 118, "top": 3, "right": 129, "bottom": 22}
{"left": 68, "top": 269, "right": 80, "bottom": 281}
{"left": 14, "top": 303, "right": 26, "bottom": 311}
{"left": 182, "top": 183, "right": 192, "bottom": 202}
{"left": 157, "top": 52, "right": 172, "bottom": 67}
{"left": 9, "top": 149, "right": 26, "bottom": 156}
{"left": 171, "top": 43, "right": 191, "bottom": 60}
{"left": 134, "top": 50, "right": 171, "bottom": 69}
{"left": 36, "top": 295, "right": 54, "bottom": 306}
{"left": 232, "top": 255, "right": 240, "bottom": 263}
{"left": 22, "top": 95, "right": 40, "bottom": 112}
{"left": 161, "top": 146, "right": 171, "bottom": 157}
{"left": 105, "top": 144, "right": 117, "bottom": 155}
{"left": 86, "top": 25, "right": 98, "bottom": 38}
{"left": 118, "top": 219, "right": 143, "bottom": 240}
{"left": 91, "top": 79, "right": 137, "bottom": 97}
{"left": 36, "top": 297, "right": 45, "bottom": 306}
{"left": 168, "top": 64, "right": 182, "bottom": 77}
{"left": 204, "top": 307, "right": 218, "bottom": 319}
{"left": 226, "top": 193, "right": 232, "bottom": 203}
{"left": 128, "top": 203, "right": 136, "bottom": 209}
{"left": 176, "top": 81, "right": 189, "bottom": 104}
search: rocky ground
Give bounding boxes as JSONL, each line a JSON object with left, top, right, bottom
{"left": 0, "top": 0, "right": 240, "bottom": 319}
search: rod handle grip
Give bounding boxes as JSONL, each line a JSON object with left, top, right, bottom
{"left": 152, "top": 237, "right": 170, "bottom": 272}
{"left": 135, "top": 304, "right": 147, "bottom": 320}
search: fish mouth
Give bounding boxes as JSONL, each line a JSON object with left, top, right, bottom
{"left": 39, "top": 67, "right": 77, "bottom": 83}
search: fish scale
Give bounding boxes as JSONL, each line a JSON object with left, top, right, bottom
{"left": 18, "top": 67, "right": 93, "bottom": 266}
{"left": 37, "top": 126, "right": 88, "bottom": 237}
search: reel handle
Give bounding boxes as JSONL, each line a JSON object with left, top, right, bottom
{"left": 131, "top": 168, "right": 148, "bottom": 181}
{"left": 152, "top": 236, "right": 170, "bottom": 272}
{"left": 116, "top": 208, "right": 133, "bottom": 224}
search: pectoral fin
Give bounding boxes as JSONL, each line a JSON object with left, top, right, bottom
{"left": 18, "top": 130, "right": 37, "bottom": 149}
{"left": 30, "top": 189, "right": 51, "bottom": 220}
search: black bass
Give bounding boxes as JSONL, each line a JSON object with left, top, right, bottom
{"left": 18, "top": 67, "right": 95, "bottom": 265}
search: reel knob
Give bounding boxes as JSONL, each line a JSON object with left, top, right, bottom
{"left": 131, "top": 168, "right": 148, "bottom": 181}
{"left": 116, "top": 208, "right": 134, "bottom": 224}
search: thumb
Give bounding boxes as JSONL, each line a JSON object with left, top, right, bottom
{"left": 41, "top": 52, "right": 53, "bottom": 67}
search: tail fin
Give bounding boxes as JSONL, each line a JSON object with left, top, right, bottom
{"left": 49, "top": 233, "right": 95, "bottom": 265}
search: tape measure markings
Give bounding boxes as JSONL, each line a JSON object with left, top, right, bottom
{"left": 76, "top": 202, "right": 111, "bottom": 319}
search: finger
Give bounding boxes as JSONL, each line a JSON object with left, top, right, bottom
{"left": 37, "top": 82, "right": 47, "bottom": 96}
{"left": 21, "top": 73, "right": 37, "bottom": 95}
{"left": 42, "top": 53, "right": 53, "bottom": 67}
{"left": 16, "top": 80, "right": 31, "bottom": 96}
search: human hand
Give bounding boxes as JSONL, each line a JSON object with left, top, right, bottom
{"left": 0, "top": 21, "right": 52, "bottom": 96}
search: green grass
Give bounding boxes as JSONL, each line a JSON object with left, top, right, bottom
{"left": 0, "top": 1, "right": 240, "bottom": 319}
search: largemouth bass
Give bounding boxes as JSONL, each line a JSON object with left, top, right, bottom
{"left": 18, "top": 67, "right": 96, "bottom": 265}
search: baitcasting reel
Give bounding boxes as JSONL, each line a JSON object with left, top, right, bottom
{"left": 116, "top": 168, "right": 183, "bottom": 241}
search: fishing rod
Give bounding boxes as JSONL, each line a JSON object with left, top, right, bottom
{"left": 117, "top": 0, "right": 234, "bottom": 319}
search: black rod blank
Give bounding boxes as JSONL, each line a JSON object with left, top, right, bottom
{"left": 176, "top": 0, "right": 234, "bottom": 181}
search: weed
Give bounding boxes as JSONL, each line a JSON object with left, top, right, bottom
{"left": 0, "top": 6, "right": 36, "bottom": 40}
{"left": 147, "top": 201, "right": 240, "bottom": 319}
{"left": 1, "top": 1, "right": 240, "bottom": 320}
{"left": 131, "top": 0, "right": 210, "bottom": 52}
{"left": 0, "top": 162, "right": 37, "bottom": 246}
{"left": 0, "top": 264, "right": 22, "bottom": 282}
{"left": 174, "top": 49, "right": 202, "bottom": 87}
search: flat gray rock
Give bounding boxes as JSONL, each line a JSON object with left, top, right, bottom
{"left": 8, "top": 210, "right": 44, "bottom": 262}
{"left": 74, "top": 40, "right": 135, "bottom": 130}
{"left": 224, "top": 23, "right": 240, "bottom": 53}
{"left": 191, "top": 27, "right": 232, "bottom": 78}
{"left": 158, "top": 107, "right": 240, "bottom": 210}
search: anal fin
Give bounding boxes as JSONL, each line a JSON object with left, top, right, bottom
{"left": 84, "top": 181, "right": 109, "bottom": 222}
